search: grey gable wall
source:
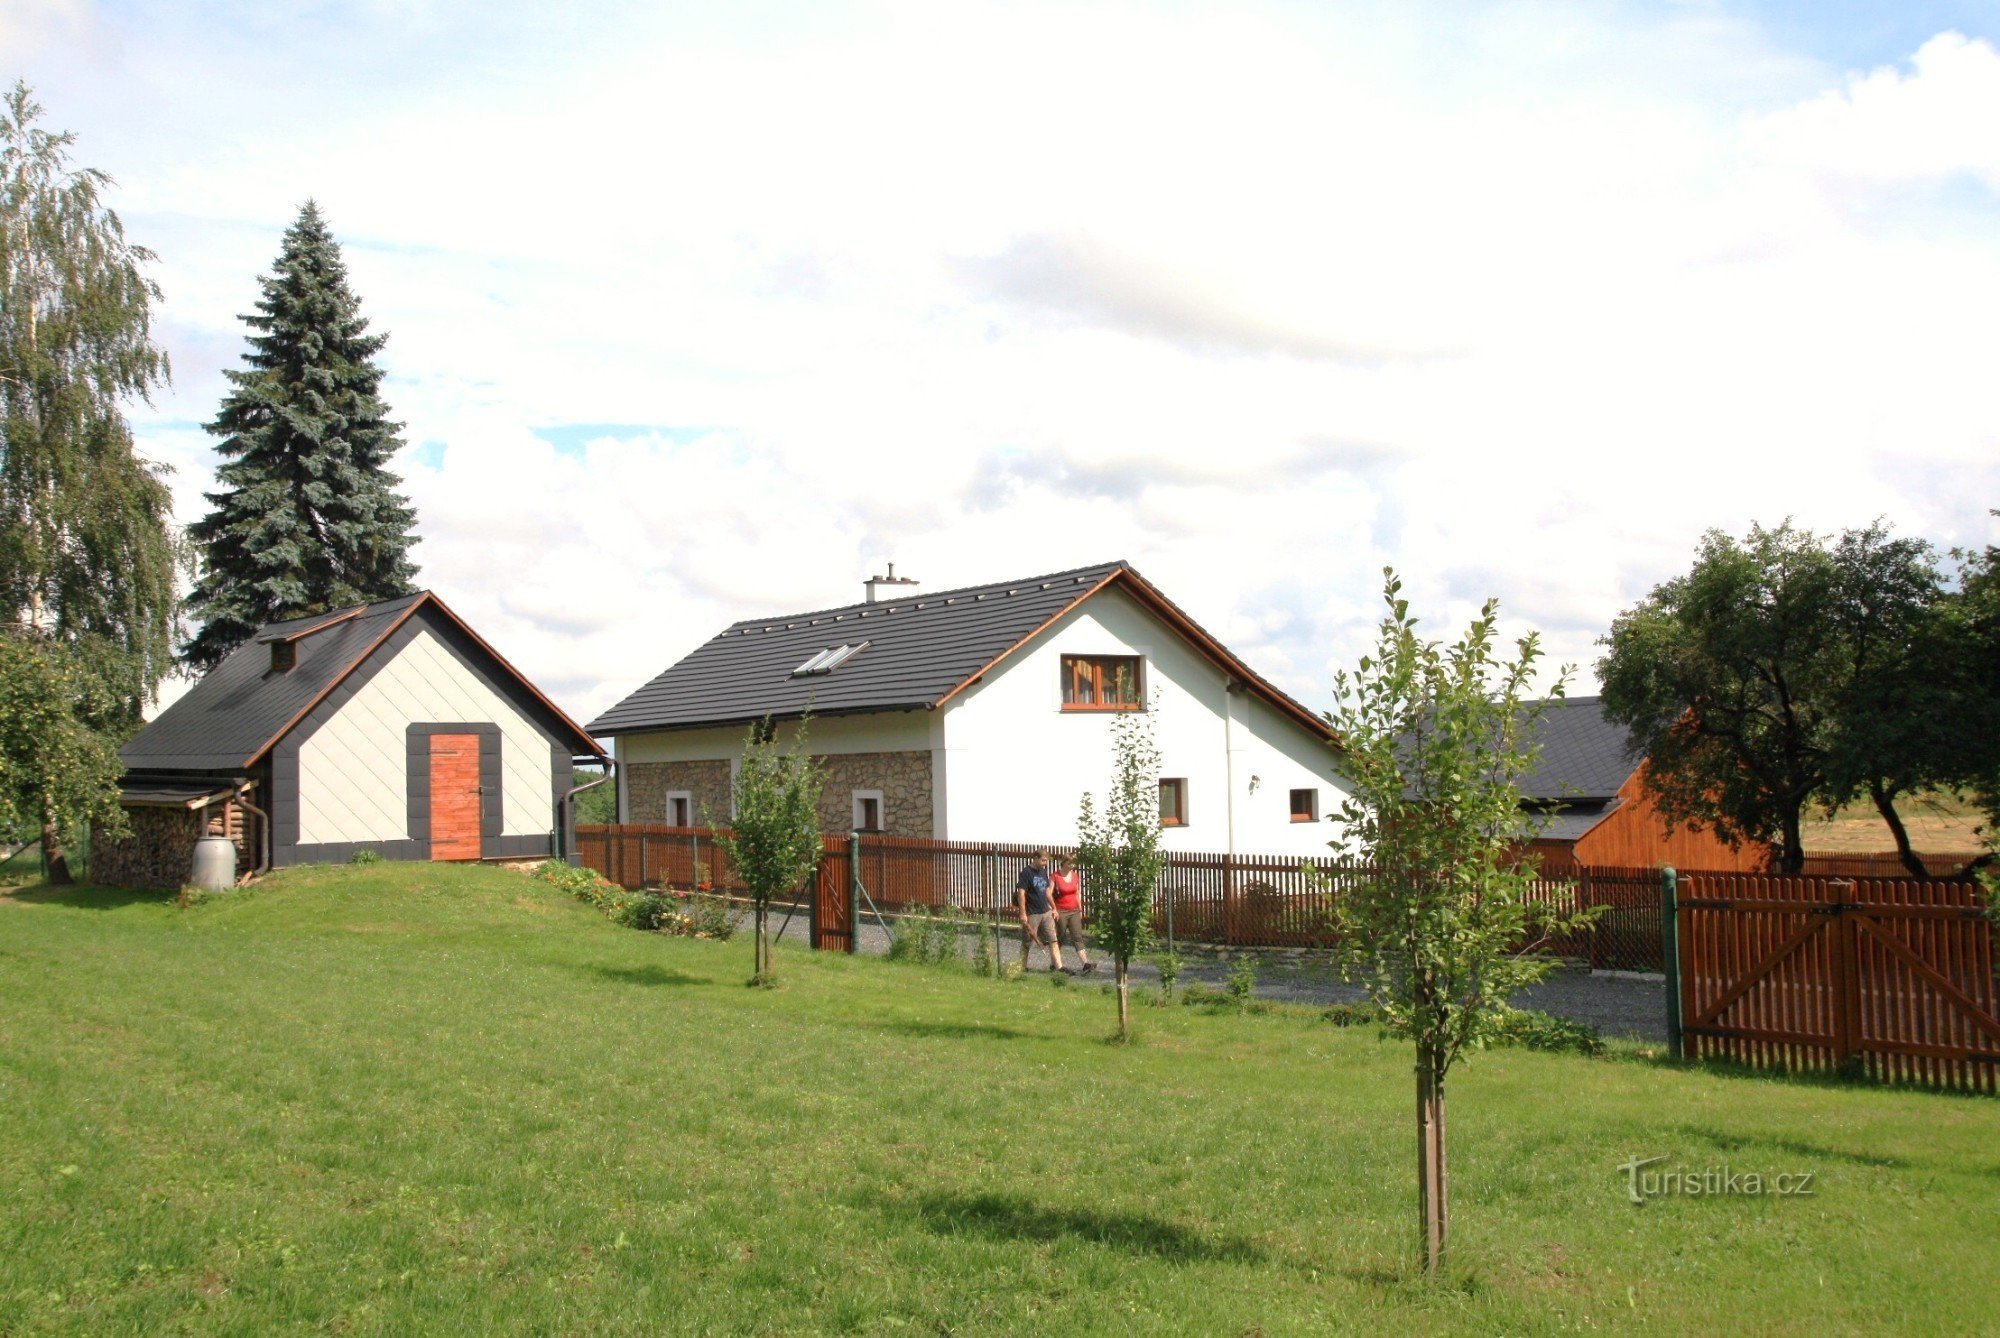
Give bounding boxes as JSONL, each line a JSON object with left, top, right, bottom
{"left": 270, "top": 604, "right": 577, "bottom": 867}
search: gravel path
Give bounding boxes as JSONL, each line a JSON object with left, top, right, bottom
{"left": 762, "top": 903, "right": 1668, "bottom": 1042}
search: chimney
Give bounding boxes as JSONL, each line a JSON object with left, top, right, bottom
{"left": 864, "top": 562, "right": 918, "bottom": 604}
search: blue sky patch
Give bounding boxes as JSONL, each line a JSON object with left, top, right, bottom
{"left": 532, "top": 424, "right": 709, "bottom": 458}
{"left": 1732, "top": 0, "right": 1998, "bottom": 69}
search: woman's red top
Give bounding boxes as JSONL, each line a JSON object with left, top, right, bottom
{"left": 1051, "top": 869, "right": 1083, "bottom": 911}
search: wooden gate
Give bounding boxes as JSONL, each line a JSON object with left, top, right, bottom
{"left": 1676, "top": 872, "right": 2000, "bottom": 1092}
{"left": 811, "top": 835, "right": 855, "bottom": 953}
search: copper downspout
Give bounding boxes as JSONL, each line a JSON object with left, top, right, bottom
{"left": 232, "top": 781, "right": 271, "bottom": 878}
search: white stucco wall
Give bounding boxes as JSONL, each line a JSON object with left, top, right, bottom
{"left": 297, "top": 629, "right": 556, "bottom": 844}
{"left": 939, "top": 588, "right": 1349, "bottom": 855}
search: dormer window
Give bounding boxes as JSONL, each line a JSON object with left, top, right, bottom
{"left": 792, "top": 641, "right": 869, "bottom": 677}
{"left": 270, "top": 640, "right": 297, "bottom": 673}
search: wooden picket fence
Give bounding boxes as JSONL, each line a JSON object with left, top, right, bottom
{"left": 574, "top": 825, "right": 1666, "bottom": 969}
{"left": 1673, "top": 870, "right": 2000, "bottom": 1092}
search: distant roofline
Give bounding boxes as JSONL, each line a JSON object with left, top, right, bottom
{"left": 720, "top": 561, "right": 1133, "bottom": 636}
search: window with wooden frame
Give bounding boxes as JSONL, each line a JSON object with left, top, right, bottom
{"left": 1289, "top": 788, "right": 1319, "bottom": 823}
{"left": 1158, "top": 778, "right": 1188, "bottom": 827}
{"left": 853, "top": 790, "right": 884, "bottom": 833}
{"left": 1061, "top": 654, "right": 1144, "bottom": 711}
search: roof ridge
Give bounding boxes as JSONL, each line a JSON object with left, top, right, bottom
{"left": 256, "top": 590, "right": 428, "bottom": 636}
{"left": 719, "top": 561, "right": 1129, "bottom": 635}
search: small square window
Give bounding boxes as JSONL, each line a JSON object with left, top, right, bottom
{"left": 1061, "top": 654, "right": 1144, "bottom": 710}
{"left": 853, "top": 791, "right": 884, "bottom": 832}
{"left": 664, "top": 791, "right": 693, "bottom": 828}
{"left": 1289, "top": 788, "right": 1318, "bottom": 823}
{"left": 1158, "top": 778, "right": 1188, "bottom": 827}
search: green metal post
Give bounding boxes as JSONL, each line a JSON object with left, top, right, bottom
{"left": 1660, "top": 866, "right": 1682, "bottom": 1059}
{"left": 847, "top": 830, "right": 862, "bottom": 954}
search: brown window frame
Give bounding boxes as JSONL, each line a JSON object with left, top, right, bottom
{"left": 1289, "top": 788, "right": 1319, "bottom": 823}
{"left": 1158, "top": 777, "right": 1188, "bottom": 827}
{"left": 1061, "top": 654, "right": 1145, "bottom": 711}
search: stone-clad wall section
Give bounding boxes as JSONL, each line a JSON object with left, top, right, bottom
{"left": 814, "top": 751, "right": 932, "bottom": 838}
{"left": 624, "top": 760, "right": 733, "bottom": 828}
{"left": 625, "top": 750, "right": 933, "bottom": 838}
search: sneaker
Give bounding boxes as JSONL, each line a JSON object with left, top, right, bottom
{"left": 1081, "top": 961, "right": 1096, "bottom": 974}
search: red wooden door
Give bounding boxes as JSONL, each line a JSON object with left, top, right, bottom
{"left": 429, "top": 733, "right": 483, "bottom": 861}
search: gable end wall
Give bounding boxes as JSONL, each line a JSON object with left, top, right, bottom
{"left": 271, "top": 607, "right": 572, "bottom": 866}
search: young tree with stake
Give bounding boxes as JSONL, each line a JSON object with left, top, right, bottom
{"left": 1075, "top": 708, "right": 1168, "bottom": 1042}
{"left": 1329, "top": 571, "right": 1593, "bottom": 1275}
{"left": 717, "top": 718, "right": 824, "bottom": 986}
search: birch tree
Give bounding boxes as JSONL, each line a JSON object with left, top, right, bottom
{"left": 0, "top": 83, "right": 179, "bottom": 880}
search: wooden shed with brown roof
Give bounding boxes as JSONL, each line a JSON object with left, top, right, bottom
{"left": 1520, "top": 696, "right": 1770, "bottom": 872}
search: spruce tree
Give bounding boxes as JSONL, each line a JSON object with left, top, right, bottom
{"left": 183, "top": 201, "right": 418, "bottom": 671}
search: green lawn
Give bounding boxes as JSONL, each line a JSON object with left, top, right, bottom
{"left": 1, "top": 865, "right": 1994, "bottom": 1335}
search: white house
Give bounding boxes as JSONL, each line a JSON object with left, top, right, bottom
{"left": 590, "top": 562, "right": 1349, "bottom": 856}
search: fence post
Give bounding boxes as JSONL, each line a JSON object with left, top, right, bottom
{"left": 1222, "top": 852, "right": 1237, "bottom": 945}
{"left": 1165, "top": 856, "right": 1176, "bottom": 962}
{"left": 847, "top": 829, "right": 862, "bottom": 954}
{"left": 1660, "top": 866, "right": 1682, "bottom": 1059}
{"left": 1581, "top": 865, "right": 1599, "bottom": 970}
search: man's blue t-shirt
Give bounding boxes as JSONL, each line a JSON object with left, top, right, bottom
{"left": 1016, "top": 865, "right": 1052, "bottom": 915}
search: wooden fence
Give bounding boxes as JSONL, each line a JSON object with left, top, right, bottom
{"left": 575, "top": 826, "right": 1670, "bottom": 969}
{"left": 1673, "top": 870, "right": 2000, "bottom": 1092}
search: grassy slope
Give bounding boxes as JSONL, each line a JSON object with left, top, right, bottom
{"left": 0, "top": 866, "right": 1994, "bottom": 1336}
{"left": 1801, "top": 790, "right": 1986, "bottom": 854}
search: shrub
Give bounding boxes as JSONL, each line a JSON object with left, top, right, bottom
{"left": 1321, "top": 1002, "right": 1382, "bottom": 1028}
{"left": 888, "top": 906, "right": 958, "bottom": 967}
{"left": 1488, "top": 1007, "right": 1605, "bottom": 1057}
{"left": 1155, "top": 951, "right": 1182, "bottom": 1001}
{"left": 1225, "top": 956, "right": 1258, "bottom": 1007}
{"left": 348, "top": 848, "right": 382, "bottom": 866}
{"left": 677, "top": 891, "right": 740, "bottom": 941}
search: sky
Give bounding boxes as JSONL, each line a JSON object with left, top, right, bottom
{"left": 7, "top": 0, "right": 2000, "bottom": 726}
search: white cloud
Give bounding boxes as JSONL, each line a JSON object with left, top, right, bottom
{"left": 7, "top": 1, "right": 1999, "bottom": 726}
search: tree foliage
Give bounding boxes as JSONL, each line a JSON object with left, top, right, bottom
{"left": 1075, "top": 708, "right": 1167, "bottom": 1042}
{"left": 1328, "top": 570, "right": 1587, "bottom": 1273}
{"left": 0, "top": 631, "right": 128, "bottom": 860}
{"left": 0, "top": 83, "right": 179, "bottom": 882}
{"left": 717, "top": 718, "right": 824, "bottom": 986}
{"left": 1600, "top": 520, "right": 1979, "bottom": 876}
{"left": 183, "top": 201, "right": 418, "bottom": 671}
{"left": 0, "top": 81, "right": 179, "bottom": 712}
{"left": 1949, "top": 525, "right": 2000, "bottom": 841}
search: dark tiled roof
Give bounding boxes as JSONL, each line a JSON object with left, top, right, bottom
{"left": 1517, "top": 697, "right": 1643, "bottom": 803}
{"left": 1527, "top": 800, "right": 1621, "bottom": 842}
{"left": 589, "top": 563, "right": 1128, "bottom": 735}
{"left": 123, "top": 596, "right": 427, "bottom": 771}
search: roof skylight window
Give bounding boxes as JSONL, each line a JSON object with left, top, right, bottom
{"left": 790, "top": 641, "right": 869, "bottom": 677}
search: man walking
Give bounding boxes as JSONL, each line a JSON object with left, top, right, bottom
{"left": 1050, "top": 852, "right": 1094, "bottom": 973}
{"left": 1014, "top": 849, "right": 1064, "bottom": 972}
